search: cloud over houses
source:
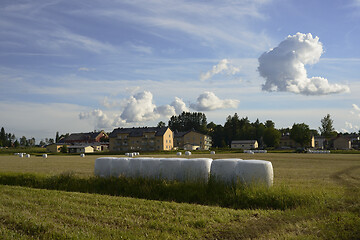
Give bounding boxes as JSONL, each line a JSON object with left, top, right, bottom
{"left": 258, "top": 32, "right": 350, "bottom": 95}
{"left": 190, "top": 91, "right": 239, "bottom": 111}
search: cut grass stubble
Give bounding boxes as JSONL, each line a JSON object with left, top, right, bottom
{"left": 0, "top": 171, "right": 320, "bottom": 210}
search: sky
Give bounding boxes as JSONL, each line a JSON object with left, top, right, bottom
{"left": 1, "top": 0, "right": 360, "bottom": 142}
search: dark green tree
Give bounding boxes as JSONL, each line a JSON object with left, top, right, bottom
{"left": 56, "top": 132, "right": 60, "bottom": 143}
{"left": 0, "top": 127, "right": 5, "bottom": 146}
{"left": 263, "top": 126, "right": 281, "bottom": 148}
{"left": 61, "top": 144, "right": 68, "bottom": 153}
{"left": 319, "top": 114, "right": 337, "bottom": 138}
{"left": 157, "top": 121, "right": 166, "bottom": 128}
{"left": 20, "top": 136, "right": 27, "bottom": 146}
{"left": 168, "top": 112, "right": 207, "bottom": 134}
{"left": 290, "top": 123, "right": 311, "bottom": 147}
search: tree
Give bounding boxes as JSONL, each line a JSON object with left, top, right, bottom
{"left": 290, "top": 123, "right": 311, "bottom": 147}
{"left": 319, "top": 114, "right": 337, "bottom": 138}
{"left": 13, "top": 140, "right": 19, "bottom": 148}
{"left": 61, "top": 144, "right": 68, "bottom": 153}
{"left": 157, "top": 121, "right": 166, "bottom": 128}
{"left": 20, "top": 136, "right": 27, "bottom": 146}
{"left": 0, "top": 127, "right": 5, "bottom": 147}
{"left": 263, "top": 126, "right": 281, "bottom": 148}
{"left": 168, "top": 112, "right": 208, "bottom": 134}
{"left": 56, "top": 132, "right": 60, "bottom": 143}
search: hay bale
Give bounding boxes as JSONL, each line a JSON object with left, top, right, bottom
{"left": 210, "top": 151, "right": 215, "bottom": 155}
{"left": 42, "top": 154, "right": 48, "bottom": 158}
{"left": 94, "top": 157, "right": 114, "bottom": 178}
{"left": 128, "top": 158, "right": 143, "bottom": 178}
{"left": 80, "top": 153, "right": 85, "bottom": 157}
{"left": 19, "top": 153, "right": 23, "bottom": 158}
{"left": 181, "top": 158, "right": 212, "bottom": 182}
{"left": 110, "top": 158, "right": 129, "bottom": 177}
{"left": 159, "top": 158, "right": 183, "bottom": 181}
{"left": 185, "top": 151, "right": 191, "bottom": 156}
{"left": 210, "top": 158, "right": 243, "bottom": 184}
{"left": 141, "top": 158, "right": 161, "bottom": 179}
{"left": 176, "top": 152, "right": 182, "bottom": 156}
{"left": 235, "top": 160, "right": 273, "bottom": 187}
{"left": 25, "top": 154, "right": 31, "bottom": 158}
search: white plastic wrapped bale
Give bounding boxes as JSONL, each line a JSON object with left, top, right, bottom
{"left": 235, "top": 160, "right": 273, "bottom": 187}
{"left": 80, "top": 153, "right": 85, "bottom": 157}
{"left": 141, "top": 158, "right": 161, "bottom": 179}
{"left": 181, "top": 158, "right": 212, "bottom": 183}
{"left": 94, "top": 157, "right": 114, "bottom": 178}
{"left": 159, "top": 158, "right": 183, "bottom": 181}
{"left": 185, "top": 151, "right": 191, "bottom": 156}
{"left": 19, "top": 153, "right": 23, "bottom": 158}
{"left": 110, "top": 158, "right": 129, "bottom": 177}
{"left": 25, "top": 154, "right": 31, "bottom": 158}
{"left": 176, "top": 152, "right": 182, "bottom": 156}
{"left": 128, "top": 158, "right": 143, "bottom": 178}
{"left": 210, "top": 151, "right": 215, "bottom": 155}
{"left": 42, "top": 154, "right": 48, "bottom": 158}
{"left": 210, "top": 159, "right": 243, "bottom": 184}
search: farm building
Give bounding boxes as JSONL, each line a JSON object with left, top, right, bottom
{"left": 333, "top": 134, "right": 359, "bottom": 150}
{"left": 46, "top": 143, "right": 69, "bottom": 153}
{"left": 58, "top": 131, "right": 108, "bottom": 144}
{"left": 231, "top": 140, "right": 258, "bottom": 150}
{"left": 109, "top": 127, "right": 173, "bottom": 152}
{"left": 174, "top": 130, "right": 212, "bottom": 150}
{"left": 67, "top": 145, "right": 94, "bottom": 153}
{"left": 279, "top": 135, "right": 315, "bottom": 149}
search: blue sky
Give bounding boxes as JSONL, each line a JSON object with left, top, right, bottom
{"left": 1, "top": 0, "right": 360, "bottom": 141}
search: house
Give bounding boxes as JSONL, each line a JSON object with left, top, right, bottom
{"left": 333, "top": 134, "right": 359, "bottom": 150}
{"left": 314, "top": 136, "right": 327, "bottom": 149}
{"left": 67, "top": 145, "right": 94, "bottom": 153}
{"left": 279, "top": 135, "right": 315, "bottom": 149}
{"left": 173, "top": 130, "right": 212, "bottom": 150}
{"left": 46, "top": 143, "right": 69, "bottom": 153}
{"left": 58, "top": 131, "right": 108, "bottom": 144}
{"left": 231, "top": 140, "right": 258, "bottom": 150}
{"left": 109, "top": 127, "right": 173, "bottom": 152}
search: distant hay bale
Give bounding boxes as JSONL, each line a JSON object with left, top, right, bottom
{"left": 25, "top": 154, "right": 31, "bottom": 158}
{"left": 19, "top": 153, "right": 24, "bottom": 158}
{"left": 42, "top": 154, "right": 48, "bottom": 158}
{"left": 210, "top": 151, "right": 215, "bottom": 155}
{"left": 80, "top": 153, "right": 85, "bottom": 157}
{"left": 185, "top": 151, "right": 191, "bottom": 156}
{"left": 176, "top": 152, "right": 182, "bottom": 156}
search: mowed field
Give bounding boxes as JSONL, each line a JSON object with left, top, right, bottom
{"left": 0, "top": 153, "right": 359, "bottom": 239}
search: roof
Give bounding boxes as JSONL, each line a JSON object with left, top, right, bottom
{"left": 173, "top": 129, "right": 209, "bottom": 138}
{"left": 231, "top": 140, "right": 257, "bottom": 144}
{"left": 109, "top": 127, "right": 170, "bottom": 138}
{"left": 58, "top": 131, "right": 106, "bottom": 143}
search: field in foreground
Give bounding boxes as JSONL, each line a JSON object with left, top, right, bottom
{"left": 0, "top": 153, "right": 359, "bottom": 239}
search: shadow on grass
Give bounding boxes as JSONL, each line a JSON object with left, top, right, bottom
{"left": 0, "top": 172, "right": 320, "bottom": 210}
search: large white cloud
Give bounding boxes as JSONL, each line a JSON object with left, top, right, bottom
{"left": 190, "top": 91, "right": 239, "bottom": 111}
{"left": 79, "top": 109, "right": 113, "bottom": 129}
{"left": 200, "top": 59, "right": 240, "bottom": 81}
{"left": 258, "top": 32, "right": 350, "bottom": 95}
{"left": 170, "top": 97, "right": 189, "bottom": 114}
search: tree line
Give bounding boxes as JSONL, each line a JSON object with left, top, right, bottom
{"left": 167, "top": 112, "right": 344, "bottom": 149}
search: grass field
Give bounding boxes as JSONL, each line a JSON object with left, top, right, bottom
{"left": 0, "top": 153, "right": 359, "bottom": 239}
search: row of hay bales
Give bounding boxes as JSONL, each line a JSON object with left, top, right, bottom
{"left": 94, "top": 157, "right": 273, "bottom": 187}
{"left": 307, "top": 150, "right": 330, "bottom": 154}
{"left": 243, "top": 150, "right": 267, "bottom": 154}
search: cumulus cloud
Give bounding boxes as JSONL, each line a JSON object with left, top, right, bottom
{"left": 258, "top": 32, "right": 350, "bottom": 95}
{"left": 170, "top": 97, "right": 189, "bottom": 114}
{"left": 190, "top": 91, "right": 239, "bottom": 111}
{"left": 120, "top": 91, "right": 158, "bottom": 122}
{"left": 200, "top": 59, "right": 240, "bottom": 81}
{"left": 79, "top": 109, "right": 113, "bottom": 129}
{"left": 352, "top": 103, "right": 360, "bottom": 112}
